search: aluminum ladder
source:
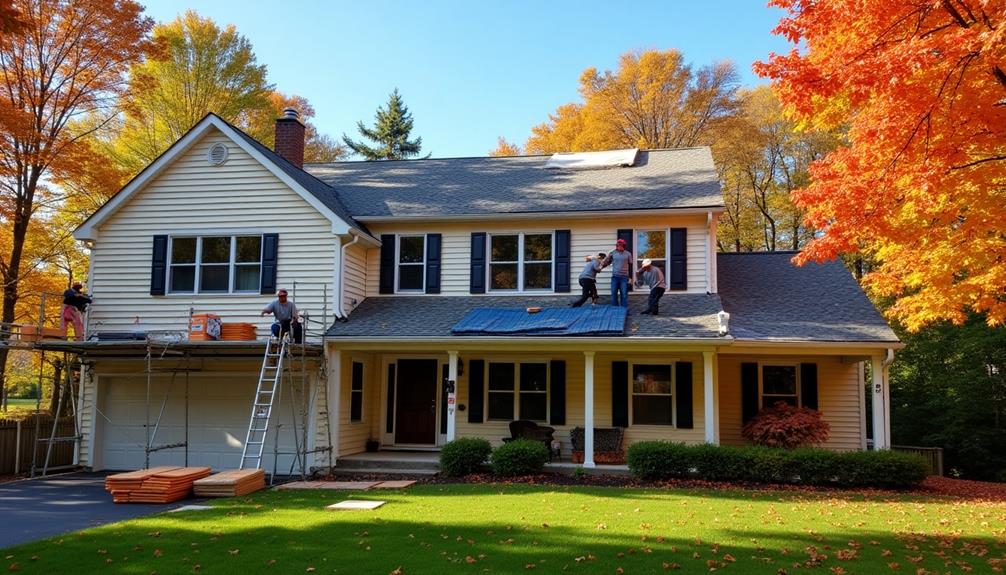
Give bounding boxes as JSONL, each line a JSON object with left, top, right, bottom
{"left": 240, "top": 337, "right": 288, "bottom": 470}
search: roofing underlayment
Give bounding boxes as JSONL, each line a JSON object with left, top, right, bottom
{"left": 451, "top": 306, "right": 627, "bottom": 336}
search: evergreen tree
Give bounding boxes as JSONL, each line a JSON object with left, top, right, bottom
{"left": 343, "top": 89, "right": 426, "bottom": 160}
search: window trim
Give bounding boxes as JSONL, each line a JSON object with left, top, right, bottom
{"left": 759, "top": 362, "right": 801, "bottom": 409}
{"left": 394, "top": 234, "right": 427, "bottom": 293}
{"left": 633, "top": 228, "right": 670, "bottom": 293}
{"left": 350, "top": 360, "right": 365, "bottom": 423}
{"left": 167, "top": 234, "right": 263, "bottom": 295}
{"left": 484, "top": 359, "right": 551, "bottom": 422}
{"left": 628, "top": 360, "right": 677, "bottom": 427}
{"left": 487, "top": 232, "right": 555, "bottom": 293}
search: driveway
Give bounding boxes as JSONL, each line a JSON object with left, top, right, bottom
{"left": 0, "top": 472, "right": 194, "bottom": 548}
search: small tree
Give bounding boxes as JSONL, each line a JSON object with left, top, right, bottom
{"left": 343, "top": 88, "right": 426, "bottom": 160}
{"left": 742, "top": 402, "right": 830, "bottom": 449}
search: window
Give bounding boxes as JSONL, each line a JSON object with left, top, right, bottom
{"left": 350, "top": 361, "right": 364, "bottom": 423}
{"left": 397, "top": 235, "right": 425, "bottom": 291}
{"left": 631, "top": 364, "right": 673, "bottom": 425}
{"left": 487, "top": 361, "right": 549, "bottom": 421}
{"left": 489, "top": 233, "right": 552, "bottom": 291}
{"left": 168, "top": 235, "right": 262, "bottom": 294}
{"left": 519, "top": 363, "right": 548, "bottom": 421}
{"left": 487, "top": 362, "right": 515, "bottom": 420}
{"left": 636, "top": 230, "right": 667, "bottom": 280}
{"left": 761, "top": 365, "right": 798, "bottom": 408}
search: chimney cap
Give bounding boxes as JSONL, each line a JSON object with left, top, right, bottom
{"left": 281, "top": 107, "right": 301, "bottom": 122}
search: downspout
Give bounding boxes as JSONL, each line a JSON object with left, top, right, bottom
{"left": 337, "top": 232, "right": 361, "bottom": 321}
{"left": 705, "top": 211, "right": 714, "bottom": 293}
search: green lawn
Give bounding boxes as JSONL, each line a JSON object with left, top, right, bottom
{"left": 2, "top": 484, "right": 1004, "bottom": 574}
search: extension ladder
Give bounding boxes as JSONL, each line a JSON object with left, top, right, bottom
{"left": 240, "top": 337, "right": 288, "bottom": 470}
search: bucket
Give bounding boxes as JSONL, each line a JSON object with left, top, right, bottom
{"left": 189, "top": 313, "right": 222, "bottom": 341}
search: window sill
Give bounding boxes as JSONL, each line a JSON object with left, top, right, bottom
{"left": 161, "top": 292, "right": 267, "bottom": 297}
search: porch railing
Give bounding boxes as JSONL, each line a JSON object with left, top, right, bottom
{"left": 892, "top": 445, "right": 944, "bottom": 476}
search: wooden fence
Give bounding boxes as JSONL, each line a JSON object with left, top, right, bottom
{"left": 893, "top": 445, "right": 944, "bottom": 476}
{"left": 0, "top": 414, "right": 76, "bottom": 475}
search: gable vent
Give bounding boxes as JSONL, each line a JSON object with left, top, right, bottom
{"left": 207, "top": 143, "right": 229, "bottom": 166}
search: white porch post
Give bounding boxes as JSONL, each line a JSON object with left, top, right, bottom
{"left": 583, "top": 351, "right": 596, "bottom": 468}
{"left": 871, "top": 353, "right": 890, "bottom": 449}
{"left": 447, "top": 351, "right": 459, "bottom": 441}
{"left": 702, "top": 351, "right": 719, "bottom": 445}
{"left": 327, "top": 349, "right": 342, "bottom": 467}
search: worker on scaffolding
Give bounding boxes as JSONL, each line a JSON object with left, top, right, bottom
{"left": 261, "top": 288, "right": 302, "bottom": 343}
{"left": 61, "top": 282, "right": 91, "bottom": 341}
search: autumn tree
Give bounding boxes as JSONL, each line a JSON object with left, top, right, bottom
{"left": 756, "top": 0, "right": 1006, "bottom": 329}
{"left": 0, "top": 0, "right": 21, "bottom": 33}
{"left": 0, "top": 0, "right": 155, "bottom": 401}
{"left": 254, "top": 92, "right": 346, "bottom": 163}
{"left": 343, "top": 88, "right": 426, "bottom": 160}
{"left": 525, "top": 49, "right": 740, "bottom": 153}
{"left": 489, "top": 137, "right": 522, "bottom": 157}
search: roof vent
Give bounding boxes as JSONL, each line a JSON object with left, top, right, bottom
{"left": 207, "top": 142, "right": 229, "bottom": 166}
{"left": 282, "top": 107, "right": 300, "bottom": 121}
{"left": 544, "top": 148, "right": 638, "bottom": 170}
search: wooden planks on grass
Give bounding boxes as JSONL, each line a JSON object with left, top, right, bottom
{"left": 193, "top": 469, "right": 266, "bottom": 497}
{"left": 105, "top": 466, "right": 212, "bottom": 504}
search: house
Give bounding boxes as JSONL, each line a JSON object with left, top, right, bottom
{"left": 65, "top": 110, "right": 900, "bottom": 473}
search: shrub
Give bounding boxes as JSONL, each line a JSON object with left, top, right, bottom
{"left": 439, "top": 437, "right": 492, "bottom": 477}
{"left": 788, "top": 447, "right": 841, "bottom": 485}
{"left": 836, "top": 450, "right": 929, "bottom": 489}
{"left": 742, "top": 402, "right": 831, "bottom": 448}
{"left": 491, "top": 439, "right": 549, "bottom": 476}
{"left": 626, "top": 441, "right": 691, "bottom": 480}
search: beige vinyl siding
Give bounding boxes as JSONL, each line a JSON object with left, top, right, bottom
{"left": 718, "top": 355, "right": 864, "bottom": 451}
{"left": 77, "top": 367, "right": 97, "bottom": 467}
{"left": 337, "top": 352, "right": 382, "bottom": 456}
{"left": 360, "top": 215, "right": 711, "bottom": 299}
{"left": 87, "top": 128, "right": 338, "bottom": 334}
{"left": 342, "top": 242, "right": 367, "bottom": 315}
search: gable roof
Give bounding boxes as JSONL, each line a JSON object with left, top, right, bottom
{"left": 305, "top": 147, "right": 724, "bottom": 220}
{"left": 74, "top": 114, "right": 367, "bottom": 241}
{"left": 717, "top": 252, "right": 900, "bottom": 343}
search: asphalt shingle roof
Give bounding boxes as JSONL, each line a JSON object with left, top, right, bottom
{"left": 305, "top": 148, "right": 724, "bottom": 218}
{"left": 717, "top": 252, "right": 900, "bottom": 343}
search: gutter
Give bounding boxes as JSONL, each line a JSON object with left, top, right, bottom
{"left": 336, "top": 232, "right": 362, "bottom": 321}
{"left": 354, "top": 206, "right": 726, "bottom": 224}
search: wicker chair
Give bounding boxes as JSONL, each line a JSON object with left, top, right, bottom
{"left": 502, "top": 420, "right": 556, "bottom": 461}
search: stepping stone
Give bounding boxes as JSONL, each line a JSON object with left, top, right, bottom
{"left": 168, "top": 505, "right": 213, "bottom": 513}
{"left": 276, "top": 481, "right": 378, "bottom": 490}
{"left": 372, "top": 480, "right": 416, "bottom": 489}
{"left": 325, "top": 500, "right": 386, "bottom": 511}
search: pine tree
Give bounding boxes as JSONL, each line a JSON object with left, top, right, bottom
{"left": 343, "top": 89, "right": 426, "bottom": 160}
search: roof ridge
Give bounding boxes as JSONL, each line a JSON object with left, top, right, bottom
{"left": 304, "top": 147, "right": 708, "bottom": 167}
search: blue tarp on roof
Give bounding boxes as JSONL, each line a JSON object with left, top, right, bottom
{"left": 451, "top": 306, "right": 627, "bottom": 336}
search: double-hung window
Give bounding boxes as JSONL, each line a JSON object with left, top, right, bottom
{"left": 635, "top": 230, "right": 667, "bottom": 281}
{"left": 168, "top": 235, "right": 262, "bottom": 294}
{"left": 761, "top": 364, "right": 799, "bottom": 408}
{"left": 487, "top": 361, "right": 549, "bottom": 421}
{"left": 489, "top": 233, "right": 553, "bottom": 291}
{"left": 631, "top": 363, "right": 673, "bottom": 425}
{"left": 397, "top": 235, "right": 426, "bottom": 292}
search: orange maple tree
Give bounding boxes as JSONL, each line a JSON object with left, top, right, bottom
{"left": 756, "top": 0, "right": 1006, "bottom": 330}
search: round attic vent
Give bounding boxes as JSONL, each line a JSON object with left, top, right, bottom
{"left": 207, "top": 143, "right": 229, "bottom": 166}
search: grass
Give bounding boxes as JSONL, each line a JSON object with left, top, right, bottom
{"left": 2, "top": 484, "right": 1004, "bottom": 574}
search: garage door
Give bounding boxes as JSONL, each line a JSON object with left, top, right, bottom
{"left": 96, "top": 372, "right": 308, "bottom": 473}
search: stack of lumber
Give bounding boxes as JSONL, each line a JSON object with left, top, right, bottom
{"left": 220, "top": 322, "right": 257, "bottom": 341}
{"left": 105, "top": 466, "right": 212, "bottom": 503}
{"left": 193, "top": 469, "right": 266, "bottom": 497}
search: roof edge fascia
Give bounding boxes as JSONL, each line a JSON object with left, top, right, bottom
{"left": 353, "top": 206, "right": 726, "bottom": 224}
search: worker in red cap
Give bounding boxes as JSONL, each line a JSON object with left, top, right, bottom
{"left": 602, "top": 238, "right": 633, "bottom": 307}
{"left": 261, "top": 288, "right": 302, "bottom": 343}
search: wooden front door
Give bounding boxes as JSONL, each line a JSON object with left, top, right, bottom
{"left": 394, "top": 359, "right": 438, "bottom": 444}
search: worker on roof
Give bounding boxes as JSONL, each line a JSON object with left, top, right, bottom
{"left": 261, "top": 288, "right": 302, "bottom": 343}
{"left": 635, "top": 259, "right": 666, "bottom": 316}
{"left": 602, "top": 238, "right": 633, "bottom": 307}
{"left": 61, "top": 282, "right": 91, "bottom": 341}
{"left": 571, "top": 252, "right": 607, "bottom": 308}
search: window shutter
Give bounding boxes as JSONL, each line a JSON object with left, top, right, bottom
{"left": 150, "top": 235, "right": 168, "bottom": 296}
{"left": 611, "top": 360, "right": 629, "bottom": 427}
{"left": 616, "top": 229, "right": 634, "bottom": 291}
{"left": 385, "top": 363, "right": 396, "bottom": 434}
{"left": 379, "top": 234, "right": 395, "bottom": 294}
{"left": 425, "top": 233, "right": 442, "bottom": 294}
{"left": 800, "top": 363, "right": 819, "bottom": 410}
{"left": 669, "top": 227, "right": 687, "bottom": 290}
{"left": 549, "top": 360, "right": 566, "bottom": 425}
{"left": 470, "top": 232, "right": 487, "bottom": 294}
{"left": 440, "top": 364, "right": 449, "bottom": 434}
{"left": 675, "top": 361, "right": 694, "bottom": 429}
{"left": 554, "top": 229, "right": 571, "bottom": 293}
{"left": 741, "top": 362, "right": 760, "bottom": 424}
{"left": 467, "top": 359, "right": 485, "bottom": 423}
{"left": 260, "top": 233, "right": 279, "bottom": 295}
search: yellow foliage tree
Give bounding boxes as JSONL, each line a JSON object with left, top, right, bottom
{"left": 488, "top": 137, "right": 522, "bottom": 157}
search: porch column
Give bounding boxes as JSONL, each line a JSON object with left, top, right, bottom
{"left": 870, "top": 353, "right": 890, "bottom": 449}
{"left": 327, "top": 349, "right": 341, "bottom": 467}
{"left": 702, "top": 351, "right": 719, "bottom": 445}
{"left": 583, "top": 351, "right": 596, "bottom": 468}
{"left": 447, "top": 350, "right": 459, "bottom": 441}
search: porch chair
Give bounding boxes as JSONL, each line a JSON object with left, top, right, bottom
{"left": 502, "top": 420, "right": 556, "bottom": 461}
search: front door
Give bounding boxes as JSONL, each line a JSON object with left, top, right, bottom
{"left": 394, "top": 359, "right": 438, "bottom": 444}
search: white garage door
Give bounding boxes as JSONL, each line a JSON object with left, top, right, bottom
{"left": 96, "top": 372, "right": 308, "bottom": 473}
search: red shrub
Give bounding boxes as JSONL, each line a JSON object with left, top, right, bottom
{"left": 742, "top": 402, "right": 831, "bottom": 449}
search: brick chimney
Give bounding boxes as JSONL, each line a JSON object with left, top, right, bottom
{"left": 274, "top": 107, "right": 305, "bottom": 168}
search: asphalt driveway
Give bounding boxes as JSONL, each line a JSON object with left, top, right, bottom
{"left": 0, "top": 472, "right": 193, "bottom": 548}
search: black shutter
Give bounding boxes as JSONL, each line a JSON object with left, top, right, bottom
{"left": 800, "top": 363, "right": 819, "bottom": 410}
{"left": 426, "top": 233, "right": 442, "bottom": 294}
{"left": 470, "top": 232, "right": 486, "bottom": 294}
{"left": 611, "top": 360, "right": 629, "bottom": 427}
{"left": 549, "top": 360, "right": 566, "bottom": 425}
{"left": 675, "top": 361, "right": 694, "bottom": 429}
{"left": 385, "top": 363, "right": 396, "bottom": 434}
{"left": 741, "top": 362, "right": 760, "bottom": 424}
{"left": 554, "top": 229, "right": 571, "bottom": 293}
{"left": 150, "top": 235, "right": 168, "bottom": 296}
{"left": 616, "top": 229, "right": 634, "bottom": 291}
{"left": 379, "top": 234, "right": 395, "bottom": 294}
{"left": 467, "top": 359, "right": 485, "bottom": 423}
{"left": 260, "top": 233, "right": 279, "bottom": 295}
{"left": 440, "top": 364, "right": 449, "bottom": 434}
{"left": 669, "top": 227, "right": 687, "bottom": 290}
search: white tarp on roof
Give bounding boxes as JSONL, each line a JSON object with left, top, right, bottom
{"left": 544, "top": 148, "right": 639, "bottom": 170}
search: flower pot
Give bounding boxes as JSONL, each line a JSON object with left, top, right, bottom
{"left": 365, "top": 439, "right": 380, "bottom": 452}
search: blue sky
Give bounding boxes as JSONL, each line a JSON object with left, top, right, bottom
{"left": 140, "top": 1, "right": 791, "bottom": 158}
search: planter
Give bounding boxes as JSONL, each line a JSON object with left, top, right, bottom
{"left": 572, "top": 450, "right": 626, "bottom": 465}
{"left": 365, "top": 439, "right": 380, "bottom": 452}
